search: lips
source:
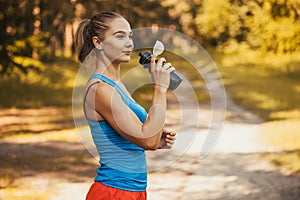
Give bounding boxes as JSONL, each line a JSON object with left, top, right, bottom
{"left": 123, "top": 51, "right": 132, "bottom": 55}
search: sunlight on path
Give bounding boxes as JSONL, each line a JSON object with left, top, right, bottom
{"left": 1, "top": 104, "right": 299, "bottom": 200}
{"left": 183, "top": 123, "right": 274, "bottom": 154}
{"left": 147, "top": 105, "right": 300, "bottom": 200}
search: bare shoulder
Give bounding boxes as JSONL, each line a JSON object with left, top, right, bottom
{"left": 84, "top": 80, "right": 115, "bottom": 103}
{"left": 93, "top": 81, "right": 123, "bottom": 106}
{"left": 94, "top": 81, "right": 115, "bottom": 96}
{"left": 85, "top": 79, "right": 112, "bottom": 95}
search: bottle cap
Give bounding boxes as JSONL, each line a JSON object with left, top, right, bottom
{"left": 153, "top": 40, "right": 164, "bottom": 56}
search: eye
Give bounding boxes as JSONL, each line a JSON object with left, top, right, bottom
{"left": 116, "top": 34, "right": 126, "bottom": 39}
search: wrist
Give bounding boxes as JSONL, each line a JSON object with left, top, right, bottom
{"left": 154, "top": 84, "right": 168, "bottom": 93}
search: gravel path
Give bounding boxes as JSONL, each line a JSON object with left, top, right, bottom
{"left": 146, "top": 100, "right": 300, "bottom": 200}
{"left": 1, "top": 99, "right": 300, "bottom": 199}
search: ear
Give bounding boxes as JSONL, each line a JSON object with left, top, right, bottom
{"left": 92, "top": 36, "right": 102, "bottom": 50}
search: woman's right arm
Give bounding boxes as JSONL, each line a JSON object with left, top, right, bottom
{"left": 90, "top": 56, "right": 175, "bottom": 150}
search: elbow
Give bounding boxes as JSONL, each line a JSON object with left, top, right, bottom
{"left": 143, "top": 141, "right": 159, "bottom": 151}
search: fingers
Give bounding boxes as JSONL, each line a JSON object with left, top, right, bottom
{"left": 163, "top": 137, "right": 175, "bottom": 149}
{"left": 160, "top": 130, "right": 176, "bottom": 149}
{"left": 156, "top": 57, "right": 166, "bottom": 66}
{"left": 156, "top": 58, "right": 166, "bottom": 72}
{"left": 150, "top": 56, "right": 175, "bottom": 89}
{"left": 160, "top": 62, "right": 174, "bottom": 73}
{"left": 163, "top": 129, "right": 176, "bottom": 139}
{"left": 166, "top": 134, "right": 176, "bottom": 142}
{"left": 151, "top": 57, "right": 168, "bottom": 71}
{"left": 165, "top": 131, "right": 176, "bottom": 145}
{"left": 150, "top": 54, "right": 157, "bottom": 74}
{"left": 151, "top": 56, "right": 165, "bottom": 72}
{"left": 166, "top": 66, "right": 175, "bottom": 73}
{"left": 165, "top": 138, "right": 175, "bottom": 145}
{"left": 150, "top": 55, "right": 175, "bottom": 75}
{"left": 163, "top": 129, "right": 176, "bottom": 136}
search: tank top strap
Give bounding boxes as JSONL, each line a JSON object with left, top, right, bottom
{"left": 89, "top": 74, "right": 131, "bottom": 104}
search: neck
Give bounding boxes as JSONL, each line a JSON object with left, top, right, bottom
{"left": 95, "top": 61, "right": 120, "bottom": 81}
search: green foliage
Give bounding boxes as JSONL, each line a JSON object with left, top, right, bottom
{"left": 0, "top": 0, "right": 51, "bottom": 75}
{"left": 0, "top": 0, "right": 179, "bottom": 76}
{"left": 0, "top": 57, "right": 78, "bottom": 108}
{"left": 197, "top": 1, "right": 233, "bottom": 41}
{"left": 214, "top": 49, "right": 300, "bottom": 175}
{"left": 161, "top": 0, "right": 199, "bottom": 36}
{"left": 217, "top": 51, "right": 300, "bottom": 120}
{"left": 245, "top": 0, "right": 300, "bottom": 53}
{"left": 2, "top": 0, "right": 300, "bottom": 76}
{"left": 77, "top": 0, "right": 178, "bottom": 29}
{"left": 162, "top": 0, "right": 300, "bottom": 54}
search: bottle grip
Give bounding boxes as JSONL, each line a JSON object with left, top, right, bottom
{"left": 139, "top": 51, "right": 183, "bottom": 90}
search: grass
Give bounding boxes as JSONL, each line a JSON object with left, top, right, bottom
{"left": 265, "top": 150, "right": 300, "bottom": 175}
{"left": 259, "top": 119, "right": 300, "bottom": 151}
{"left": 259, "top": 119, "right": 300, "bottom": 175}
{"left": 212, "top": 49, "right": 300, "bottom": 175}
{"left": 214, "top": 52, "right": 300, "bottom": 120}
{"left": 1, "top": 51, "right": 209, "bottom": 109}
{"left": 0, "top": 56, "right": 82, "bottom": 136}
{"left": 0, "top": 106, "right": 76, "bottom": 137}
{"left": 0, "top": 56, "right": 79, "bottom": 108}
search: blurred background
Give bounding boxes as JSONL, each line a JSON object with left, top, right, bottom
{"left": 0, "top": 0, "right": 300, "bottom": 199}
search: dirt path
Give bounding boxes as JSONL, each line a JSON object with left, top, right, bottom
{"left": 146, "top": 99, "right": 300, "bottom": 200}
{"left": 1, "top": 99, "right": 300, "bottom": 199}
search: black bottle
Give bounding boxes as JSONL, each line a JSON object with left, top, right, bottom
{"left": 139, "top": 51, "right": 183, "bottom": 90}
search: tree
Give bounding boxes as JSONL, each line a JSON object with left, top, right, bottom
{"left": 245, "top": 0, "right": 300, "bottom": 53}
{"left": 0, "top": 0, "right": 78, "bottom": 75}
{"left": 0, "top": 0, "right": 45, "bottom": 75}
{"left": 0, "top": 0, "right": 179, "bottom": 76}
{"left": 195, "top": 0, "right": 245, "bottom": 46}
{"left": 164, "top": 0, "right": 300, "bottom": 53}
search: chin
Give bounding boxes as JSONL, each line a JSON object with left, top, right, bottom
{"left": 119, "top": 56, "right": 131, "bottom": 62}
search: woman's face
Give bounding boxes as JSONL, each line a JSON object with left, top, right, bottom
{"left": 101, "top": 17, "right": 133, "bottom": 63}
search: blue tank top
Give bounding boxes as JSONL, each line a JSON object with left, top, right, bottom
{"left": 86, "top": 74, "right": 148, "bottom": 192}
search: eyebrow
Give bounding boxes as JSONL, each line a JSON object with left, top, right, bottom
{"left": 112, "top": 30, "right": 133, "bottom": 35}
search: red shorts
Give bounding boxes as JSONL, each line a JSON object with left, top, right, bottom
{"left": 86, "top": 182, "right": 147, "bottom": 200}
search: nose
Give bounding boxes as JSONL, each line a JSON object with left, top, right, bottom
{"left": 125, "top": 37, "right": 133, "bottom": 48}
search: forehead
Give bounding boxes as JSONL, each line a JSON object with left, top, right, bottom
{"left": 107, "top": 17, "right": 132, "bottom": 34}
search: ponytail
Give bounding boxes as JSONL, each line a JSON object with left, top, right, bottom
{"left": 74, "top": 19, "right": 92, "bottom": 63}
{"left": 74, "top": 11, "right": 123, "bottom": 63}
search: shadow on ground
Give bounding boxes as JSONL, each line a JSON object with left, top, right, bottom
{"left": 0, "top": 107, "right": 84, "bottom": 136}
{"left": 0, "top": 140, "right": 97, "bottom": 189}
{"left": 147, "top": 150, "right": 300, "bottom": 200}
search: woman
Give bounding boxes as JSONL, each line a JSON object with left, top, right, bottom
{"left": 75, "top": 11, "right": 176, "bottom": 200}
